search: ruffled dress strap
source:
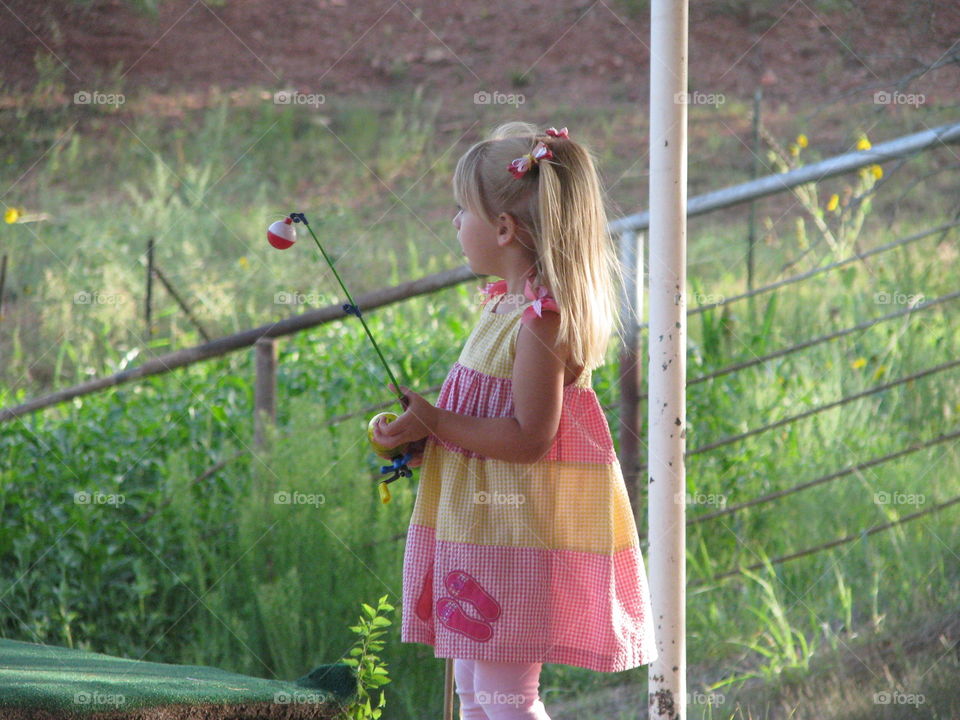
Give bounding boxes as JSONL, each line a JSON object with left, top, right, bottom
{"left": 478, "top": 279, "right": 508, "bottom": 307}
{"left": 478, "top": 273, "right": 560, "bottom": 323}
{"left": 520, "top": 275, "right": 559, "bottom": 326}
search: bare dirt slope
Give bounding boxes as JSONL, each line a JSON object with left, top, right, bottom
{"left": 1, "top": 0, "right": 958, "bottom": 112}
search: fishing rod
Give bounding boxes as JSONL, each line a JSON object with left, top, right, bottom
{"left": 267, "top": 212, "right": 417, "bottom": 502}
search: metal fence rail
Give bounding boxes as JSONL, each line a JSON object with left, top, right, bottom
{"left": 0, "top": 265, "right": 477, "bottom": 423}
{"left": 608, "top": 122, "right": 960, "bottom": 234}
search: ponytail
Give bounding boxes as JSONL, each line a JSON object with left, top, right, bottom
{"left": 453, "top": 124, "right": 623, "bottom": 371}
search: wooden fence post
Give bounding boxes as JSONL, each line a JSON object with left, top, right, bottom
{"left": 254, "top": 337, "right": 277, "bottom": 450}
{"left": 0, "top": 253, "right": 7, "bottom": 321}
{"left": 146, "top": 238, "right": 154, "bottom": 338}
{"left": 152, "top": 264, "right": 212, "bottom": 342}
{"left": 748, "top": 88, "right": 762, "bottom": 294}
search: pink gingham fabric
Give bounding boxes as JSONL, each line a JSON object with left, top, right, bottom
{"left": 400, "top": 287, "right": 657, "bottom": 672}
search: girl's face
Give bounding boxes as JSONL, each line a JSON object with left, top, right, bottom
{"left": 453, "top": 205, "right": 498, "bottom": 275}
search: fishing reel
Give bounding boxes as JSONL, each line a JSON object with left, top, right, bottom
{"left": 367, "top": 412, "right": 421, "bottom": 503}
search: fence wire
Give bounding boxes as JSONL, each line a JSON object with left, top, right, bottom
{"left": 694, "top": 492, "right": 960, "bottom": 586}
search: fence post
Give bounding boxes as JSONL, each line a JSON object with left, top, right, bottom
{"left": 0, "top": 253, "right": 7, "bottom": 321}
{"left": 748, "top": 88, "right": 762, "bottom": 293}
{"left": 152, "top": 263, "right": 212, "bottom": 342}
{"left": 254, "top": 337, "right": 277, "bottom": 450}
{"left": 146, "top": 238, "right": 154, "bottom": 338}
{"left": 618, "top": 229, "right": 644, "bottom": 511}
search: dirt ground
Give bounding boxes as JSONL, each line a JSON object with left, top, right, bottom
{"left": 1, "top": 0, "right": 958, "bottom": 115}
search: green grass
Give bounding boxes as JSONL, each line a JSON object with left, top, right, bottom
{"left": 1, "top": 82, "right": 959, "bottom": 719}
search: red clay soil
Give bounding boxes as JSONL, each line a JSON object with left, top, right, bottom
{"left": 1, "top": 0, "right": 958, "bottom": 112}
{"left": 1, "top": 703, "right": 342, "bottom": 720}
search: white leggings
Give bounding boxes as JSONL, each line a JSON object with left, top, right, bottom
{"left": 453, "top": 659, "right": 552, "bottom": 719}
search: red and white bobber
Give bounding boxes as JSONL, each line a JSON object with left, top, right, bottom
{"left": 267, "top": 216, "right": 296, "bottom": 249}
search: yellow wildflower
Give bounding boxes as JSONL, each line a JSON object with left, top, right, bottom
{"left": 789, "top": 144, "right": 799, "bottom": 158}
{"left": 796, "top": 134, "right": 808, "bottom": 148}
{"left": 4, "top": 207, "right": 20, "bottom": 224}
{"left": 827, "top": 194, "right": 839, "bottom": 212}
{"left": 856, "top": 135, "right": 871, "bottom": 151}
{"left": 238, "top": 256, "right": 249, "bottom": 269}
{"left": 870, "top": 165, "right": 883, "bottom": 179}
{"left": 851, "top": 357, "right": 867, "bottom": 370}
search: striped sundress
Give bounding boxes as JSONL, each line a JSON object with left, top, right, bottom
{"left": 400, "top": 283, "right": 658, "bottom": 673}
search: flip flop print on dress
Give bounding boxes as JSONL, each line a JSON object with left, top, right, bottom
{"left": 415, "top": 563, "right": 434, "bottom": 621}
{"left": 435, "top": 571, "right": 502, "bottom": 642}
{"left": 436, "top": 597, "right": 494, "bottom": 642}
{"left": 444, "top": 570, "right": 501, "bottom": 621}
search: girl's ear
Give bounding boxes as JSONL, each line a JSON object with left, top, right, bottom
{"left": 496, "top": 212, "right": 518, "bottom": 246}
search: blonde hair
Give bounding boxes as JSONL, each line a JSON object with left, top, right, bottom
{"left": 453, "top": 121, "right": 624, "bottom": 372}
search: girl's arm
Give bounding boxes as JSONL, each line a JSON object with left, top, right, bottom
{"left": 374, "top": 313, "right": 568, "bottom": 464}
{"left": 436, "top": 312, "right": 567, "bottom": 462}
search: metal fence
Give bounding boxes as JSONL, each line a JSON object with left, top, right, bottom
{"left": 3, "top": 122, "right": 959, "bottom": 587}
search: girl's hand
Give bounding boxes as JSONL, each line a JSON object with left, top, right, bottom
{"left": 405, "top": 437, "right": 427, "bottom": 468}
{"left": 372, "top": 384, "right": 438, "bottom": 452}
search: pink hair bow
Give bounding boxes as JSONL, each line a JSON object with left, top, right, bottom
{"left": 508, "top": 141, "right": 553, "bottom": 179}
{"left": 545, "top": 127, "right": 569, "bottom": 138}
{"left": 521, "top": 276, "right": 560, "bottom": 325}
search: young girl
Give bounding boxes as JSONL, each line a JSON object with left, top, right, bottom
{"left": 372, "top": 122, "right": 657, "bottom": 719}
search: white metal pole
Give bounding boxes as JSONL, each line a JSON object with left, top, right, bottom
{"left": 647, "top": 0, "right": 688, "bottom": 715}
